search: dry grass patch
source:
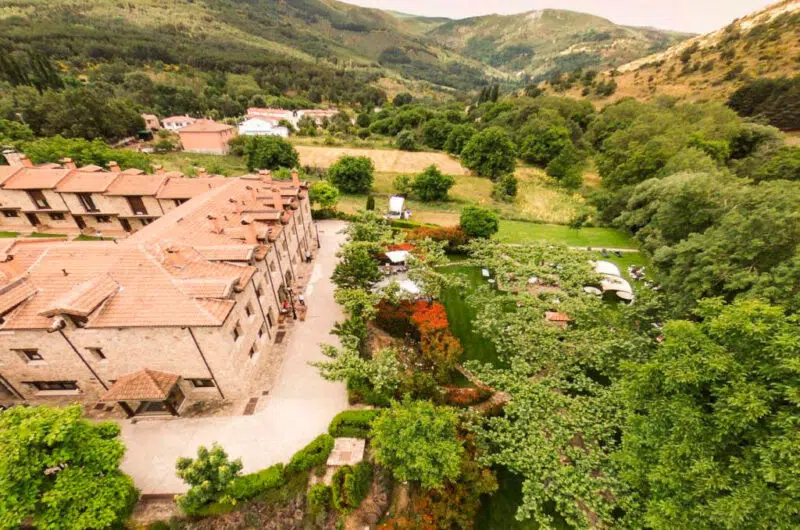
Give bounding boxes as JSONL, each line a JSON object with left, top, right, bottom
{"left": 296, "top": 145, "right": 469, "bottom": 175}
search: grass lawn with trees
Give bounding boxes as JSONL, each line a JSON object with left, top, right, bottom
{"left": 496, "top": 221, "right": 634, "bottom": 248}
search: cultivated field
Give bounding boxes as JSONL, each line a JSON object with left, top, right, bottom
{"left": 296, "top": 145, "right": 470, "bottom": 175}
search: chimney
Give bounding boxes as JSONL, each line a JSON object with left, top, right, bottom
{"left": 59, "top": 157, "right": 77, "bottom": 170}
{"left": 207, "top": 213, "right": 223, "bottom": 234}
{"left": 19, "top": 154, "right": 34, "bottom": 168}
{"left": 258, "top": 169, "right": 272, "bottom": 183}
{"left": 197, "top": 167, "right": 207, "bottom": 177}
{"left": 245, "top": 222, "right": 258, "bottom": 244}
{"left": 291, "top": 169, "right": 300, "bottom": 186}
{"left": 2, "top": 149, "right": 23, "bottom": 167}
{"left": 107, "top": 161, "right": 120, "bottom": 172}
{"left": 271, "top": 188, "right": 283, "bottom": 210}
{"left": 152, "top": 164, "right": 164, "bottom": 175}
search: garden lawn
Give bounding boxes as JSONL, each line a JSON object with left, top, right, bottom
{"left": 497, "top": 221, "right": 634, "bottom": 248}
{"left": 0, "top": 231, "right": 19, "bottom": 238}
{"left": 439, "top": 265, "right": 503, "bottom": 368}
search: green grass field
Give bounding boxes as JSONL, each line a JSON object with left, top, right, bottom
{"left": 440, "top": 265, "right": 503, "bottom": 368}
{"left": 0, "top": 231, "right": 19, "bottom": 238}
{"left": 497, "top": 221, "right": 634, "bottom": 248}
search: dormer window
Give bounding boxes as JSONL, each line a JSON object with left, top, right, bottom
{"left": 28, "top": 190, "right": 50, "bottom": 210}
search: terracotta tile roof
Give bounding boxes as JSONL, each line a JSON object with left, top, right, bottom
{"left": 0, "top": 242, "right": 232, "bottom": 330}
{"left": 100, "top": 369, "right": 179, "bottom": 402}
{"left": 78, "top": 164, "right": 104, "bottom": 172}
{"left": 545, "top": 311, "right": 573, "bottom": 322}
{"left": 2, "top": 167, "right": 71, "bottom": 190}
{"left": 121, "top": 168, "right": 145, "bottom": 175}
{"left": 196, "top": 298, "right": 235, "bottom": 322}
{"left": 0, "top": 278, "right": 37, "bottom": 315}
{"left": 179, "top": 121, "right": 234, "bottom": 133}
{"left": 0, "top": 166, "right": 23, "bottom": 186}
{"left": 56, "top": 171, "right": 120, "bottom": 193}
{"left": 194, "top": 245, "right": 256, "bottom": 261}
{"left": 105, "top": 174, "right": 167, "bottom": 196}
{"left": 169, "top": 261, "right": 255, "bottom": 291}
{"left": 156, "top": 176, "right": 228, "bottom": 199}
{"left": 162, "top": 115, "right": 196, "bottom": 124}
{"left": 40, "top": 274, "right": 119, "bottom": 317}
{"left": 174, "top": 278, "right": 234, "bottom": 299}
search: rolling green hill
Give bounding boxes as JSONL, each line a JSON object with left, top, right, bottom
{"left": 583, "top": 0, "right": 800, "bottom": 104}
{"left": 0, "top": 0, "right": 492, "bottom": 91}
{"left": 0, "top": 0, "right": 691, "bottom": 91}
{"left": 426, "top": 9, "right": 692, "bottom": 82}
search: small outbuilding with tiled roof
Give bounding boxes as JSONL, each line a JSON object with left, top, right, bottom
{"left": 100, "top": 369, "right": 184, "bottom": 417}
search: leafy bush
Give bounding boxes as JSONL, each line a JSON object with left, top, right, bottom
{"left": 372, "top": 399, "right": 464, "bottom": 489}
{"left": 332, "top": 462, "right": 373, "bottom": 513}
{"left": 243, "top": 135, "right": 299, "bottom": 171}
{"left": 491, "top": 173, "right": 518, "bottom": 202}
{"left": 459, "top": 206, "right": 499, "bottom": 239}
{"left": 227, "top": 463, "right": 285, "bottom": 501}
{"left": 393, "top": 174, "right": 412, "bottom": 195}
{"left": 411, "top": 165, "right": 455, "bottom": 202}
{"left": 176, "top": 443, "right": 243, "bottom": 515}
{"left": 22, "top": 136, "right": 151, "bottom": 172}
{"left": 328, "top": 155, "right": 375, "bottom": 193}
{"left": 328, "top": 409, "right": 381, "bottom": 438}
{"left": 406, "top": 226, "right": 469, "bottom": 253}
{"left": 285, "top": 434, "right": 334, "bottom": 474}
{"left": 396, "top": 130, "right": 419, "bottom": 151}
{"left": 443, "top": 124, "right": 476, "bottom": 155}
{"left": 308, "top": 483, "right": 332, "bottom": 515}
{"left": 309, "top": 180, "right": 340, "bottom": 210}
{"left": 347, "top": 377, "right": 392, "bottom": 407}
{"left": 461, "top": 127, "right": 516, "bottom": 178}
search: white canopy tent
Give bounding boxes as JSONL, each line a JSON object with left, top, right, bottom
{"left": 385, "top": 250, "right": 410, "bottom": 264}
{"left": 590, "top": 260, "right": 622, "bottom": 278}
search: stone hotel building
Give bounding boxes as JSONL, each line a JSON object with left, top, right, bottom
{"left": 0, "top": 161, "right": 316, "bottom": 417}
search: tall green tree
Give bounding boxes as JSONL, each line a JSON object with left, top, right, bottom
{"left": 371, "top": 399, "right": 464, "bottom": 490}
{"left": 411, "top": 165, "right": 455, "bottom": 202}
{"left": 328, "top": 155, "right": 375, "bottom": 194}
{"left": 619, "top": 299, "right": 800, "bottom": 529}
{"left": 460, "top": 127, "right": 516, "bottom": 179}
{"left": 243, "top": 135, "right": 299, "bottom": 171}
{"left": 309, "top": 180, "right": 340, "bottom": 211}
{"left": 0, "top": 405, "right": 137, "bottom": 530}
{"left": 176, "top": 443, "right": 242, "bottom": 515}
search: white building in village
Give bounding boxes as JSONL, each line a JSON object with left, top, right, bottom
{"left": 238, "top": 118, "right": 290, "bottom": 138}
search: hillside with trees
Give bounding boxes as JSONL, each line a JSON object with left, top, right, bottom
{"left": 428, "top": 9, "right": 691, "bottom": 82}
{"left": 567, "top": 0, "right": 800, "bottom": 117}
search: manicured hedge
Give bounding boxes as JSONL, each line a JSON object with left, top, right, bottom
{"left": 331, "top": 462, "right": 373, "bottom": 513}
{"left": 285, "top": 434, "right": 335, "bottom": 474}
{"left": 328, "top": 409, "right": 380, "bottom": 438}
{"left": 228, "top": 463, "right": 286, "bottom": 501}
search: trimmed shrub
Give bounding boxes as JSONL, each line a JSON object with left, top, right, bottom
{"left": 332, "top": 462, "right": 373, "bottom": 513}
{"left": 308, "top": 483, "right": 332, "bottom": 515}
{"left": 347, "top": 378, "right": 392, "bottom": 407}
{"left": 285, "top": 434, "right": 335, "bottom": 474}
{"left": 228, "top": 463, "right": 285, "bottom": 501}
{"left": 328, "top": 410, "right": 381, "bottom": 438}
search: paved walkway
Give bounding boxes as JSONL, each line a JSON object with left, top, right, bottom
{"left": 118, "top": 221, "right": 350, "bottom": 494}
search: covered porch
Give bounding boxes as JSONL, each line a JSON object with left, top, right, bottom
{"left": 101, "top": 369, "right": 185, "bottom": 418}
